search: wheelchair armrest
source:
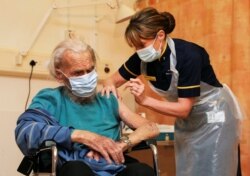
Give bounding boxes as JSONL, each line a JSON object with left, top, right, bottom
{"left": 34, "top": 141, "right": 57, "bottom": 176}
{"left": 129, "top": 139, "right": 160, "bottom": 176}
{"left": 130, "top": 139, "right": 157, "bottom": 151}
{"left": 148, "top": 142, "right": 159, "bottom": 176}
{"left": 17, "top": 141, "right": 58, "bottom": 176}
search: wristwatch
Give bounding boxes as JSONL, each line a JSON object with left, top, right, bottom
{"left": 120, "top": 136, "right": 132, "bottom": 150}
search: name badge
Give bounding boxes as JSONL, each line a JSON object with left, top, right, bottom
{"left": 143, "top": 75, "right": 156, "bottom": 81}
{"left": 206, "top": 111, "right": 225, "bottom": 123}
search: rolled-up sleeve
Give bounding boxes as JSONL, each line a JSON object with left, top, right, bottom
{"left": 118, "top": 53, "right": 141, "bottom": 80}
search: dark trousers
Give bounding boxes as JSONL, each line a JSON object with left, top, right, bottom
{"left": 58, "top": 155, "right": 154, "bottom": 176}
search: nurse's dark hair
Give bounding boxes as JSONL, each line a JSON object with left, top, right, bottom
{"left": 125, "top": 7, "right": 175, "bottom": 48}
{"left": 48, "top": 39, "right": 96, "bottom": 79}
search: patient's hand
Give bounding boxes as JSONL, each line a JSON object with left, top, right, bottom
{"left": 86, "top": 150, "right": 101, "bottom": 161}
{"left": 71, "top": 130, "right": 124, "bottom": 164}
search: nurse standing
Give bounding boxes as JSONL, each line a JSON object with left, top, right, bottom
{"left": 102, "top": 7, "right": 243, "bottom": 176}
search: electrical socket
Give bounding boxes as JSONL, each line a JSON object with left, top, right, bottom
{"left": 29, "top": 60, "right": 37, "bottom": 67}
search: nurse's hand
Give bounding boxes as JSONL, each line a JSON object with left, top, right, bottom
{"left": 101, "top": 84, "right": 119, "bottom": 98}
{"left": 125, "top": 78, "right": 146, "bottom": 105}
{"left": 101, "top": 71, "right": 127, "bottom": 98}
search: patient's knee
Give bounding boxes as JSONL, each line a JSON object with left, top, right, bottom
{"left": 58, "top": 161, "right": 94, "bottom": 176}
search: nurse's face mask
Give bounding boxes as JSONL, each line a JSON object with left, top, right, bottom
{"left": 136, "top": 36, "right": 162, "bottom": 62}
{"left": 60, "top": 69, "right": 98, "bottom": 98}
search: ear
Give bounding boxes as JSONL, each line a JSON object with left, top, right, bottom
{"left": 55, "top": 69, "right": 64, "bottom": 83}
{"left": 157, "top": 30, "right": 166, "bottom": 41}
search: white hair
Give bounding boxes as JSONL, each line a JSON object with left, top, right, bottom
{"left": 48, "top": 39, "right": 96, "bottom": 79}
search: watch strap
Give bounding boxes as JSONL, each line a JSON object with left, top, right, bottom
{"left": 120, "top": 136, "right": 132, "bottom": 151}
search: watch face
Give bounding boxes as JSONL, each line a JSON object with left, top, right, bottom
{"left": 124, "top": 139, "right": 129, "bottom": 143}
{"left": 120, "top": 136, "right": 128, "bottom": 140}
{"left": 120, "top": 136, "right": 132, "bottom": 147}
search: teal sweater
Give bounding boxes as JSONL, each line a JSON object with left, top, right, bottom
{"left": 29, "top": 86, "right": 121, "bottom": 141}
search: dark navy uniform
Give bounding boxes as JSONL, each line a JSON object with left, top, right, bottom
{"left": 119, "top": 38, "right": 222, "bottom": 98}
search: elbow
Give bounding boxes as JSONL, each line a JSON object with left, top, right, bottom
{"left": 177, "top": 97, "right": 195, "bottom": 119}
{"left": 178, "top": 109, "right": 192, "bottom": 119}
{"left": 148, "top": 122, "right": 160, "bottom": 138}
{"left": 155, "top": 128, "right": 160, "bottom": 137}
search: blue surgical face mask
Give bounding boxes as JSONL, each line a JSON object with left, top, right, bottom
{"left": 136, "top": 37, "right": 162, "bottom": 62}
{"left": 62, "top": 70, "right": 98, "bottom": 97}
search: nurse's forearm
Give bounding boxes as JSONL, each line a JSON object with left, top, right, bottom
{"left": 141, "top": 96, "right": 194, "bottom": 118}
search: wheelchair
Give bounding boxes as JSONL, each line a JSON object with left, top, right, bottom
{"left": 17, "top": 139, "right": 160, "bottom": 176}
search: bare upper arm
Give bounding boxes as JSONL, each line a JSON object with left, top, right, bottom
{"left": 117, "top": 98, "right": 149, "bottom": 129}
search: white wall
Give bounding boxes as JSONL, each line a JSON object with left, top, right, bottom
{"left": 0, "top": 0, "right": 134, "bottom": 80}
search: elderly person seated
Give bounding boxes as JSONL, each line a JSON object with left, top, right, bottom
{"left": 15, "top": 39, "right": 159, "bottom": 176}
